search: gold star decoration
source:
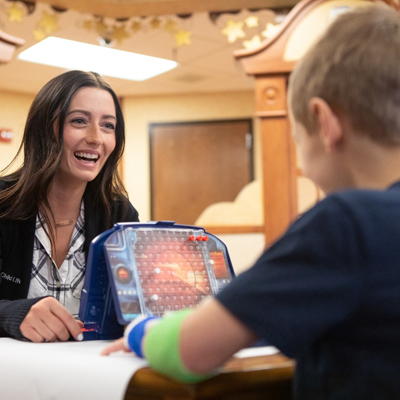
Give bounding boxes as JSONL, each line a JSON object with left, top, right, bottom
{"left": 111, "top": 25, "right": 130, "bottom": 44}
{"left": 164, "top": 19, "right": 176, "bottom": 33}
{"left": 243, "top": 34, "right": 262, "bottom": 50}
{"left": 8, "top": 3, "right": 24, "bottom": 23}
{"left": 39, "top": 11, "right": 59, "bottom": 34}
{"left": 175, "top": 29, "right": 192, "bottom": 47}
{"left": 131, "top": 21, "right": 141, "bottom": 33}
{"left": 222, "top": 21, "right": 245, "bottom": 43}
{"left": 261, "top": 23, "right": 281, "bottom": 40}
{"left": 33, "top": 28, "right": 46, "bottom": 42}
{"left": 94, "top": 20, "right": 109, "bottom": 36}
{"left": 245, "top": 16, "right": 259, "bottom": 28}
{"left": 150, "top": 18, "right": 161, "bottom": 29}
{"left": 83, "top": 20, "right": 93, "bottom": 31}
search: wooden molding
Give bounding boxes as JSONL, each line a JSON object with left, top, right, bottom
{"left": 234, "top": 0, "right": 326, "bottom": 76}
{"left": 235, "top": 0, "right": 319, "bottom": 59}
{"left": 255, "top": 110, "right": 288, "bottom": 118}
{"left": 202, "top": 226, "right": 264, "bottom": 234}
{"left": 0, "top": 31, "right": 25, "bottom": 46}
{"left": 255, "top": 76, "right": 288, "bottom": 114}
{"left": 37, "top": 0, "right": 300, "bottom": 18}
{"left": 0, "top": 31, "right": 25, "bottom": 64}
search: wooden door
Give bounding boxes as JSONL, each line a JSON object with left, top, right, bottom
{"left": 150, "top": 119, "right": 253, "bottom": 225}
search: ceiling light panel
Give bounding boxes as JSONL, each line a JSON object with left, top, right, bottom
{"left": 18, "top": 37, "right": 178, "bottom": 81}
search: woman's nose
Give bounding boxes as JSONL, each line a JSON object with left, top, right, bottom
{"left": 85, "top": 124, "right": 103, "bottom": 144}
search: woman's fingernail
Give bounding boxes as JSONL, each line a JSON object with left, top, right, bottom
{"left": 77, "top": 333, "right": 83, "bottom": 341}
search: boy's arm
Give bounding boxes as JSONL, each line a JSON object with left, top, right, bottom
{"left": 179, "top": 298, "right": 257, "bottom": 374}
{"left": 102, "top": 298, "right": 257, "bottom": 379}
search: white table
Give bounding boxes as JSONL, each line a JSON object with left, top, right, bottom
{"left": 0, "top": 338, "right": 148, "bottom": 400}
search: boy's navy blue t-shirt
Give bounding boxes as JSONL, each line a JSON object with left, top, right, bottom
{"left": 217, "top": 181, "right": 400, "bottom": 400}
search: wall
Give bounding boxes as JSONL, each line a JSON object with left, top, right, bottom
{"left": 0, "top": 88, "right": 264, "bottom": 274}
{"left": 122, "top": 91, "right": 265, "bottom": 274}
{"left": 0, "top": 90, "right": 34, "bottom": 172}
{"left": 0, "top": 89, "right": 260, "bottom": 207}
{"left": 218, "top": 232, "right": 265, "bottom": 275}
{"left": 122, "top": 90, "right": 260, "bottom": 223}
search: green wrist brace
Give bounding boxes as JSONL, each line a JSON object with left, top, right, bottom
{"left": 144, "top": 309, "right": 214, "bottom": 383}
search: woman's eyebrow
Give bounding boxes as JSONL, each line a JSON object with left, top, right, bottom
{"left": 66, "top": 109, "right": 117, "bottom": 120}
{"left": 66, "top": 109, "right": 90, "bottom": 116}
{"left": 103, "top": 114, "right": 117, "bottom": 120}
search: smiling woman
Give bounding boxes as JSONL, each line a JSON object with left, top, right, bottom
{"left": 58, "top": 87, "right": 117, "bottom": 188}
{"left": 0, "top": 70, "right": 140, "bottom": 343}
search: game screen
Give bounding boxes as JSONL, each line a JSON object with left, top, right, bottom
{"left": 104, "top": 225, "right": 233, "bottom": 324}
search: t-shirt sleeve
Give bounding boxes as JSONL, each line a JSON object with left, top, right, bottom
{"left": 216, "top": 196, "right": 365, "bottom": 358}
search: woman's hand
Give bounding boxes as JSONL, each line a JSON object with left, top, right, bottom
{"left": 19, "top": 297, "right": 83, "bottom": 342}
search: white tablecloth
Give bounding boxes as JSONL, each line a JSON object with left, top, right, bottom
{"left": 0, "top": 338, "right": 148, "bottom": 400}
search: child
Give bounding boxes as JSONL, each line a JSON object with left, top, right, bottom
{"left": 103, "top": 5, "right": 400, "bottom": 399}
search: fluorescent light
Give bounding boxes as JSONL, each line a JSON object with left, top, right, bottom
{"left": 18, "top": 37, "right": 178, "bottom": 81}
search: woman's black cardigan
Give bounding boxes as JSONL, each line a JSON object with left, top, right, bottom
{"left": 0, "top": 182, "right": 139, "bottom": 339}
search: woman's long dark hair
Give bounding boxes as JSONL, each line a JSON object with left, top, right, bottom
{"left": 0, "top": 70, "right": 129, "bottom": 242}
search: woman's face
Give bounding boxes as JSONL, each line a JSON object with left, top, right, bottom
{"left": 56, "top": 87, "right": 117, "bottom": 187}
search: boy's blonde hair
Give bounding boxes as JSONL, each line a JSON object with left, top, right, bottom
{"left": 289, "top": 4, "right": 400, "bottom": 144}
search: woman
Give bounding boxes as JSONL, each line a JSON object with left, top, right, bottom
{"left": 0, "top": 70, "right": 139, "bottom": 343}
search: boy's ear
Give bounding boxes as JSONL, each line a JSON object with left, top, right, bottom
{"left": 309, "top": 98, "right": 343, "bottom": 153}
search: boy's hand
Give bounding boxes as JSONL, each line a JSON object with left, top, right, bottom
{"left": 101, "top": 338, "right": 129, "bottom": 355}
{"left": 101, "top": 315, "right": 160, "bottom": 357}
{"left": 19, "top": 297, "right": 83, "bottom": 343}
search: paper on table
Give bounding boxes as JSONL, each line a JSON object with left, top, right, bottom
{"left": 233, "top": 346, "right": 280, "bottom": 358}
{"left": 0, "top": 338, "right": 148, "bottom": 400}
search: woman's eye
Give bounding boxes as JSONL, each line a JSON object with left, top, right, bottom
{"left": 103, "top": 122, "right": 115, "bottom": 130}
{"left": 71, "top": 118, "right": 86, "bottom": 125}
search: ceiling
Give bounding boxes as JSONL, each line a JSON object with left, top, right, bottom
{"left": 0, "top": 0, "right": 299, "bottom": 97}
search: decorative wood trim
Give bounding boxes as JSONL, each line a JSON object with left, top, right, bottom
{"left": 0, "top": 31, "right": 25, "bottom": 46}
{"left": 260, "top": 113, "right": 295, "bottom": 242}
{"left": 255, "top": 110, "right": 288, "bottom": 118}
{"left": 256, "top": 76, "right": 288, "bottom": 113}
{"left": 0, "top": 31, "right": 25, "bottom": 63}
{"left": 202, "top": 226, "right": 264, "bottom": 234}
{"left": 287, "top": 113, "right": 298, "bottom": 221}
{"left": 234, "top": 0, "right": 330, "bottom": 76}
{"left": 37, "top": 0, "right": 300, "bottom": 18}
{"left": 234, "top": 0, "right": 323, "bottom": 59}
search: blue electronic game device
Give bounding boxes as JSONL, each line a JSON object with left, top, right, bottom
{"left": 78, "top": 221, "right": 235, "bottom": 340}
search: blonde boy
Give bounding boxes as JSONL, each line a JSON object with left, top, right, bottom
{"left": 104, "top": 5, "right": 400, "bottom": 399}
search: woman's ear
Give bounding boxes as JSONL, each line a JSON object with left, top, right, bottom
{"left": 309, "top": 98, "right": 343, "bottom": 153}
